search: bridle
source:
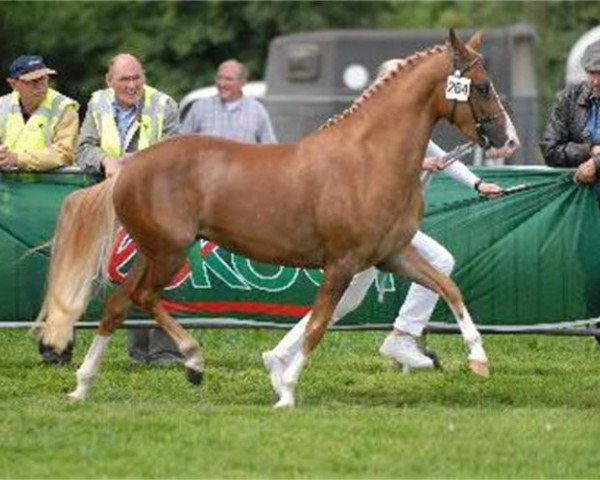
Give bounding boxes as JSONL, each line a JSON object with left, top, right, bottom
{"left": 447, "top": 51, "right": 505, "bottom": 148}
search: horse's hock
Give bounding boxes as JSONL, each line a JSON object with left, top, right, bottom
{"left": 263, "top": 25, "right": 537, "bottom": 166}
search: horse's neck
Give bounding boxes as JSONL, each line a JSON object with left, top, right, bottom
{"left": 366, "top": 59, "right": 446, "bottom": 158}
{"left": 317, "top": 52, "right": 449, "bottom": 170}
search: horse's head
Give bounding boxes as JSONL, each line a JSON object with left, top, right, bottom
{"left": 444, "top": 29, "right": 519, "bottom": 158}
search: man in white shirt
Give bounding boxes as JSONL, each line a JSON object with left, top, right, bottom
{"left": 181, "top": 59, "right": 276, "bottom": 144}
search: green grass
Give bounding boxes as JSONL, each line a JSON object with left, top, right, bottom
{"left": 0, "top": 329, "right": 599, "bottom": 478}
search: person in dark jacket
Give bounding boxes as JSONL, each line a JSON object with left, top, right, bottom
{"left": 540, "top": 41, "right": 600, "bottom": 335}
{"left": 540, "top": 41, "right": 600, "bottom": 195}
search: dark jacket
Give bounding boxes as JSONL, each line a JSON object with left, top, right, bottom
{"left": 540, "top": 82, "right": 596, "bottom": 168}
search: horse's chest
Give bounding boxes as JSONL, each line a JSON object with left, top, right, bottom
{"left": 368, "top": 185, "right": 422, "bottom": 225}
{"left": 367, "top": 188, "right": 423, "bottom": 254}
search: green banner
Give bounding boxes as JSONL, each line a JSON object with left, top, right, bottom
{"left": 1, "top": 167, "right": 598, "bottom": 327}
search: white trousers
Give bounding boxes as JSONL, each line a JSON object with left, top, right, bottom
{"left": 271, "top": 231, "right": 454, "bottom": 362}
{"left": 392, "top": 231, "right": 454, "bottom": 336}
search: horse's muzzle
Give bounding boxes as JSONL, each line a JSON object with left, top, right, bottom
{"left": 485, "top": 139, "right": 519, "bottom": 159}
{"left": 38, "top": 340, "right": 74, "bottom": 365}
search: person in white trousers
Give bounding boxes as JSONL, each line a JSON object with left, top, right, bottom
{"left": 262, "top": 141, "right": 503, "bottom": 400}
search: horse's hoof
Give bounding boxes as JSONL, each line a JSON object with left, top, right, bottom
{"left": 468, "top": 359, "right": 489, "bottom": 377}
{"left": 39, "top": 341, "right": 73, "bottom": 365}
{"left": 274, "top": 398, "right": 295, "bottom": 409}
{"left": 186, "top": 367, "right": 203, "bottom": 385}
{"left": 67, "top": 390, "right": 86, "bottom": 402}
{"left": 274, "top": 385, "right": 295, "bottom": 408}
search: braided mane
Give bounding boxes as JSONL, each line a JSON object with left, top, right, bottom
{"left": 319, "top": 43, "right": 447, "bottom": 131}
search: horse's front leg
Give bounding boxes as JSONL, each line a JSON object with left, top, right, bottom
{"left": 263, "top": 267, "right": 377, "bottom": 397}
{"left": 276, "top": 261, "right": 355, "bottom": 408}
{"left": 379, "top": 245, "right": 488, "bottom": 377}
{"left": 68, "top": 285, "right": 134, "bottom": 401}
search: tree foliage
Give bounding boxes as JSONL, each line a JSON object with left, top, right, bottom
{"left": 0, "top": 1, "right": 597, "bottom": 125}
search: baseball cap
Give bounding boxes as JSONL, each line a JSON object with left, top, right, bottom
{"left": 8, "top": 55, "right": 56, "bottom": 81}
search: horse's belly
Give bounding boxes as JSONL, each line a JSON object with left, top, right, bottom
{"left": 200, "top": 181, "right": 423, "bottom": 269}
{"left": 202, "top": 225, "right": 325, "bottom": 269}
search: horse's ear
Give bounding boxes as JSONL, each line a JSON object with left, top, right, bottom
{"left": 466, "top": 31, "right": 483, "bottom": 53}
{"left": 448, "top": 29, "right": 468, "bottom": 57}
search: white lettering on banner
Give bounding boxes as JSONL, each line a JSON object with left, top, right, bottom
{"left": 189, "top": 240, "right": 251, "bottom": 290}
{"left": 109, "top": 234, "right": 399, "bottom": 294}
{"left": 232, "top": 255, "right": 300, "bottom": 293}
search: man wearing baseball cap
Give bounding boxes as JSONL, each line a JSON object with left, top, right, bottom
{"left": 0, "top": 54, "right": 79, "bottom": 171}
{"left": 541, "top": 41, "right": 600, "bottom": 190}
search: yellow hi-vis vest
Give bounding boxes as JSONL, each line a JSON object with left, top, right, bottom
{"left": 0, "top": 88, "right": 78, "bottom": 152}
{"left": 89, "top": 85, "right": 168, "bottom": 158}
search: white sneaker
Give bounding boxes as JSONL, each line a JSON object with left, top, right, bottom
{"left": 379, "top": 333, "right": 434, "bottom": 369}
{"left": 262, "top": 350, "right": 286, "bottom": 396}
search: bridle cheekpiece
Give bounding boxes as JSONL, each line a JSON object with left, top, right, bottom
{"left": 447, "top": 50, "right": 505, "bottom": 148}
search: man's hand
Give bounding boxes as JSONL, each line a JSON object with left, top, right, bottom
{"left": 574, "top": 158, "right": 596, "bottom": 184}
{"left": 0, "top": 145, "right": 19, "bottom": 170}
{"left": 477, "top": 181, "right": 503, "bottom": 198}
{"left": 422, "top": 155, "right": 445, "bottom": 172}
{"left": 101, "top": 157, "right": 122, "bottom": 178}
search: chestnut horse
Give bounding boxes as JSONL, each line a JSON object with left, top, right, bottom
{"left": 34, "top": 30, "right": 518, "bottom": 405}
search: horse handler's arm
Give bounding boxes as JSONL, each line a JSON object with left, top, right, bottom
{"left": 443, "top": 158, "right": 503, "bottom": 198}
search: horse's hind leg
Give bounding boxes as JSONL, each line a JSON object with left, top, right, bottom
{"left": 68, "top": 258, "right": 143, "bottom": 401}
{"left": 276, "top": 261, "right": 355, "bottom": 408}
{"left": 129, "top": 253, "right": 204, "bottom": 384}
{"left": 379, "top": 245, "right": 489, "bottom": 377}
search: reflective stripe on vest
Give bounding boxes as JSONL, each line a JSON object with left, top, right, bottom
{"left": 0, "top": 89, "right": 77, "bottom": 152}
{"left": 90, "top": 85, "right": 168, "bottom": 157}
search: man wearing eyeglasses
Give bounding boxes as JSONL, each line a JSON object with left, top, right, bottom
{"left": 0, "top": 55, "right": 79, "bottom": 171}
{"left": 181, "top": 59, "right": 276, "bottom": 144}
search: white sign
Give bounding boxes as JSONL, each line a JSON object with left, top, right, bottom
{"left": 445, "top": 73, "right": 471, "bottom": 102}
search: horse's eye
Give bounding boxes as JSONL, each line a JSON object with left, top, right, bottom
{"left": 474, "top": 82, "right": 491, "bottom": 97}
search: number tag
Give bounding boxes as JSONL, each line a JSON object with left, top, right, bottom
{"left": 445, "top": 74, "right": 471, "bottom": 102}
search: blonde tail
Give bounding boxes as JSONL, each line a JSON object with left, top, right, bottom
{"left": 32, "top": 177, "right": 119, "bottom": 352}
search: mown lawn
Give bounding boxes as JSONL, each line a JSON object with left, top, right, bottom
{"left": 0, "top": 329, "right": 599, "bottom": 478}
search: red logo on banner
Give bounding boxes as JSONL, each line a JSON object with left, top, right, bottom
{"left": 107, "top": 228, "right": 191, "bottom": 289}
{"left": 104, "top": 229, "right": 311, "bottom": 318}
